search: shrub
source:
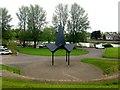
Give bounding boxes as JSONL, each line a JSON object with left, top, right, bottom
{"left": 103, "top": 44, "right": 113, "bottom": 48}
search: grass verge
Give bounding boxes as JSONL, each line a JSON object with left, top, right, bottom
{"left": 2, "top": 77, "right": 118, "bottom": 88}
{"left": 102, "top": 47, "right": 120, "bottom": 58}
{"left": 80, "top": 58, "right": 118, "bottom": 74}
{"left": 17, "top": 47, "right": 88, "bottom": 56}
{"left": 0, "top": 64, "right": 20, "bottom": 74}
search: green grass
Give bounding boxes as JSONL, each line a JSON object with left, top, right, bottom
{"left": 2, "top": 77, "right": 118, "bottom": 88}
{"left": 103, "top": 47, "right": 120, "bottom": 58}
{"left": 81, "top": 58, "right": 118, "bottom": 74}
{"left": 17, "top": 47, "right": 88, "bottom": 56}
{"left": 0, "top": 64, "right": 20, "bottom": 74}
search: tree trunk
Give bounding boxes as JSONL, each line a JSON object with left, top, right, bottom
{"left": 73, "top": 32, "right": 75, "bottom": 43}
{"left": 23, "top": 40, "right": 26, "bottom": 47}
{"left": 47, "top": 37, "right": 50, "bottom": 43}
{"left": 34, "top": 40, "right": 36, "bottom": 48}
{"left": 23, "top": 21, "right": 26, "bottom": 47}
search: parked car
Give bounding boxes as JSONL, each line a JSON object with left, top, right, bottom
{"left": 0, "top": 46, "right": 7, "bottom": 50}
{"left": 0, "top": 49, "right": 12, "bottom": 55}
{"left": 0, "top": 46, "right": 12, "bottom": 55}
{"left": 95, "top": 44, "right": 105, "bottom": 49}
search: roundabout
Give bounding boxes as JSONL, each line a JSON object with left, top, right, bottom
{"left": 2, "top": 48, "right": 118, "bottom": 83}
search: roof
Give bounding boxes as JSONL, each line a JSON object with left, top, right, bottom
{"left": 46, "top": 24, "right": 74, "bottom": 52}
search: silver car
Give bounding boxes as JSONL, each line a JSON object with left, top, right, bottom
{"left": 0, "top": 46, "right": 12, "bottom": 55}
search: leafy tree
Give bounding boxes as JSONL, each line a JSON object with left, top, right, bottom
{"left": 2, "top": 29, "right": 16, "bottom": 46}
{"left": 0, "top": 8, "right": 14, "bottom": 46}
{"left": 52, "top": 3, "right": 68, "bottom": 31}
{"left": 0, "top": 8, "right": 12, "bottom": 31}
{"left": 27, "top": 5, "right": 46, "bottom": 48}
{"left": 16, "top": 6, "right": 29, "bottom": 47}
{"left": 13, "top": 28, "right": 32, "bottom": 46}
{"left": 41, "top": 26, "right": 55, "bottom": 43}
{"left": 0, "top": 8, "right": 12, "bottom": 40}
{"left": 2, "top": 29, "right": 15, "bottom": 40}
{"left": 66, "top": 31, "right": 87, "bottom": 43}
{"left": 13, "top": 29, "right": 20, "bottom": 40}
{"left": 67, "top": 3, "right": 90, "bottom": 43}
{"left": 91, "top": 30, "right": 101, "bottom": 40}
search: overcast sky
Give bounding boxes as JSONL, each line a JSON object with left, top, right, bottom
{"left": 0, "top": 0, "right": 119, "bottom": 32}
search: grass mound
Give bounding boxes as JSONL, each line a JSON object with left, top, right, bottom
{"left": 2, "top": 77, "right": 118, "bottom": 88}
{"left": 103, "top": 47, "right": 120, "bottom": 58}
{"left": 0, "top": 64, "right": 20, "bottom": 74}
{"left": 81, "top": 58, "right": 118, "bottom": 74}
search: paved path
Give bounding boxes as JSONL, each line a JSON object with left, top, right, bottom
{"left": 2, "top": 48, "right": 105, "bottom": 65}
{"left": 2, "top": 48, "right": 118, "bottom": 82}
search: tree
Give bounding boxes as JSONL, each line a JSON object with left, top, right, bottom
{"left": 52, "top": 3, "right": 68, "bottom": 31}
{"left": 27, "top": 5, "right": 46, "bottom": 48}
{"left": 41, "top": 26, "right": 55, "bottom": 43}
{"left": 2, "top": 29, "right": 14, "bottom": 40}
{"left": 66, "top": 31, "right": 87, "bottom": 43}
{"left": 91, "top": 30, "right": 101, "bottom": 40}
{"left": 16, "top": 6, "right": 28, "bottom": 47}
{"left": 67, "top": 3, "right": 90, "bottom": 43}
{"left": 0, "top": 8, "right": 13, "bottom": 46}
{"left": 103, "top": 34, "right": 106, "bottom": 40}
{"left": 2, "top": 29, "right": 16, "bottom": 46}
{"left": 13, "top": 29, "right": 20, "bottom": 40}
{"left": 0, "top": 8, "right": 12, "bottom": 40}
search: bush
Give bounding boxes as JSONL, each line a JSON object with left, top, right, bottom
{"left": 103, "top": 44, "right": 113, "bottom": 48}
{"left": 8, "top": 41, "right": 17, "bottom": 55}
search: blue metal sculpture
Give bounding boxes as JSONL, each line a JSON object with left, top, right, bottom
{"left": 46, "top": 23, "right": 75, "bottom": 65}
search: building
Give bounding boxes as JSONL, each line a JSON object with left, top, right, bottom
{"left": 104, "top": 32, "right": 120, "bottom": 41}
